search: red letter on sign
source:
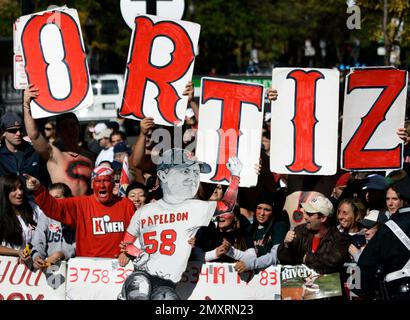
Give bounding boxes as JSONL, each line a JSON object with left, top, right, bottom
{"left": 343, "top": 68, "right": 406, "bottom": 169}
{"left": 120, "top": 16, "right": 195, "bottom": 125}
{"left": 286, "top": 70, "right": 324, "bottom": 173}
{"left": 21, "top": 11, "right": 90, "bottom": 112}
{"left": 202, "top": 79, "right": 263, "bottom": 183}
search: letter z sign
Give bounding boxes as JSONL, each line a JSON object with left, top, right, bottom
{"left": 341, "top": 67, "right": 408, "bottom": 171}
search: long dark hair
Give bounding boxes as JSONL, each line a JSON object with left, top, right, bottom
{"left": 0, "top": 173, "right": 36, "bottom": 246}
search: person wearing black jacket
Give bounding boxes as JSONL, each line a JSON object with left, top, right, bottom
{"left": 354, "top": 176, "right": 410, "bottom": 300}
{"left": 277, "top": 195, "right": 351, "bottom": 274}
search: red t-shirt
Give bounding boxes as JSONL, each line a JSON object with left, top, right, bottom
{"left": 34, "top": 186, "right": 135, "bottom": 258}
{"left": 311, "top": 236, "right": 321, "bottom": 254}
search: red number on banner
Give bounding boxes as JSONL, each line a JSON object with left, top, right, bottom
{"left": 101, "top": 270, "right": 110, "bottom": 284}
{"left": 342, "top": 68, "right": 406, "bottom": 169}
{"left": 115, "top": 268, "right": 133, "bottom": 284}
{"left": 143, "top": 229, "right": 177, "bottom": 255}
{"left": 80, "top": 267, "right": 90, "bottom": 282}
{"left": 286, "top": 70, "right": 324, "bottom": 173}
{"left": 68, "top": 267, "right": 78, "bottom": 282}
{"left": 21, "top": 11, "right": 90, "bottom": 113}
{"left": 91, "top": 269, "right": 101, "bottom": 283}
{"left": 201, "top": 79, "right": 263, "bottom": 183}
{"left": 120, "top": 16, "right": 195, "bottom": 124}
{"left": 270, "top": 272, "right": 278, "bottom": 285}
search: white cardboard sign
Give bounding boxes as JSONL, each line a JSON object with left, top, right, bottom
{"left": 13, "top": 6, "right": 93, "bottom": 119}
{"left": 0, "top": 256, "right": 66, "bottom": 300}
{"left": 119, "top": 14, "right": 200, "bottom": 127}
{"left": 341, "top": 67, "right": 407, "bottom": 171}
{"left": 195, "top": 77, "right": 264, "bottom": 187}
{"left": 270, "top": 68, "right": 340, "bottom": 175}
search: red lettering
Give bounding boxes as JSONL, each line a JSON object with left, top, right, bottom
{"left": 141, "top": 218, "right": 146, "bottom": 228}
{"left": 7, "top": 293, "right": 25, "bottom": 300}
{"left": 25, "top": 268, "right": 43, "bottom": 287}
{"left": 201, "top": 79, "right": 263, "bottom": 182}
{"left": 21, "top": 11, "right": 89, "bottom": 112}
{"left": 213, "top": 266, "right": 225, "bottom": 284}
{"left": 25, "top": 294, "right": 45, "bottom": 300}
{"left": 0, "top": 260, "right": 12, "bottom": 283}
{"left": 153, "top": 214, "right": 160, "bottom": 225}
{"left": 10, "top": 262, "right": 27, "bottom": 285}
{"left": 198, "top": 265, "right": 209, "bottom": 283}
{"left": 286, "top": 70, "right": 324, "bottom": 173}
{"left": 343, "top": 68, "right": 406, "bottom": 169}
{"left": 169, "top": 213, "right": 175, "bottom": 223}
{"left": 120, "top": 16, "right": 195, "bottom": 124}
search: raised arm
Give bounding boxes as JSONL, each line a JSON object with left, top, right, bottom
{"left": 183, "top": 81, "right": 199, "bottom": 120}
{"left": 24, "top": 174, "right": 77, "bottom": 227}
{"left": 22, "top": 85, "right": 51, "bottom": 161}
{"left": 129, "top": 117, "right": 155, "bottom": 168}
{"left": 214, "top": 157, "right": 242, "bottom": 215}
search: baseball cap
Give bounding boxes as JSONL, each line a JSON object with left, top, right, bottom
{"left": 95, "top": 128, "right": 112, "bottom": 140}
{"left": 362, "top": 174, "right": 389, "bottom": 191}
{"left": 393, "top": 175, "right": 410, "bottom": 201}
{"left": 301, "top": 196, "right": 334, "bottom": 217}
{"left": 114, "top": 141, "right": 131, "bottom": 155}
{"left": 358, "top": 210, "right": 387, "bottom": 229}
{"left": 335, "top": 172, "right": 350, "bottom": 187}
{"left": 93, "top": 123, "right": 107, "bottom": 135}
{"left": 1, "top": 112, "right": 23, "bottom": 130}
{"left": 157, "top": 148, "right": 211, "bottom": 173}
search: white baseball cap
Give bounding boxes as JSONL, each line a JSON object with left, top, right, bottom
{"left": 301, "top": 196, "right": 334, "bottom": 217}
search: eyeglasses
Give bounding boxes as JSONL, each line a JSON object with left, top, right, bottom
{"left": 6, "top": 128, "right": 22, "bottom": 134}
{"left": 305, "top": 211, "right": 322, "bottom": 217}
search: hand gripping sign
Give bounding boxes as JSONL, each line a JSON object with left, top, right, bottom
{"left": 14, "top": 6, "right": 93, "bottom": 119}
{"left": 341, "top": 67, "right": 408, "bottom": 171}
{"left": 119, "top": 14, "right": 200, "bottom": 127}
{"left": 270, "top": 68, "right": 340, "bottom": 176}
{"left": 195, "top": 77, "right": 264, "bottom": 187}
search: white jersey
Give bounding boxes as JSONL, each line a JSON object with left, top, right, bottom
{"left": 127, "top": 199, "right": 216, "bottom": 283}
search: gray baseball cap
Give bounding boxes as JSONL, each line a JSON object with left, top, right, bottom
{"left": 157, "top": 148, "right": 211, "bottom": 173}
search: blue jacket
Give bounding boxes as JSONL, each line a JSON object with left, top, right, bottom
{"left": 0, "top": 141, "right": 49, "bottom": 185}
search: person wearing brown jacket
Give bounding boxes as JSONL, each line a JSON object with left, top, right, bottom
{"left": 277, "top": 195, "right": 351, "bottom": 274}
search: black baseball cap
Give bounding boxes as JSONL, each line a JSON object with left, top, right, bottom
{"left": 157, "top": 148, "right": 211, "bottom": 173}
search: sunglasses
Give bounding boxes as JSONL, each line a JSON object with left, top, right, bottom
{"left": 305, "top": 211, "right": 323, "bottom": 217}
{"left": 6, "top": 128, "right": 22, "bottom": 134}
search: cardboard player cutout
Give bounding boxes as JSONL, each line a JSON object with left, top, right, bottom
{"left": 118, "top": 148, "right": 242, "bottom": 300}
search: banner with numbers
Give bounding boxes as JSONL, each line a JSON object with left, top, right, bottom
{"left": 176, "top": 261, "right": 281, "bottom": 300}
{"left": 13, "top": 6, "right": 93, "bottom": 118}
{"left": 65, "top": 257, "right": 134, "bottom": 300}
{"left": 0, "top": 256, "right": 66, "bottom": 300}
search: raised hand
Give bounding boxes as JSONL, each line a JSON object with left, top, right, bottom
{"left": 23, "top": 84, "right": 39, "bottom": 108}
{"left": 267, "top": 87, "right": 278, "bottom": 102}
{"left": 226, "top": 157, "right": 242, "bottom": 177}
{"left": 140, "top": 117, "right": 155, "bottom": 136}
{"left": 182, "top": 81, "right": 194, "bottom": 102}
{"left": 23, "top": 173, "right": 41, "bottom": 191}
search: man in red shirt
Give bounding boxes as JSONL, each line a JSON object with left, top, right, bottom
{"left": 277, "top": 195, "right": 351, "bottom": 274}
{"left": 24, "top": 166, "right": 135, "bottom": 258}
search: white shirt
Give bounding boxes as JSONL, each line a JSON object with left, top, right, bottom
{"left": 127, "top": 199, "right": 216, "bottom": 283}
{"left": 95, "top": 146, "right": 114, "bottom": 166}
